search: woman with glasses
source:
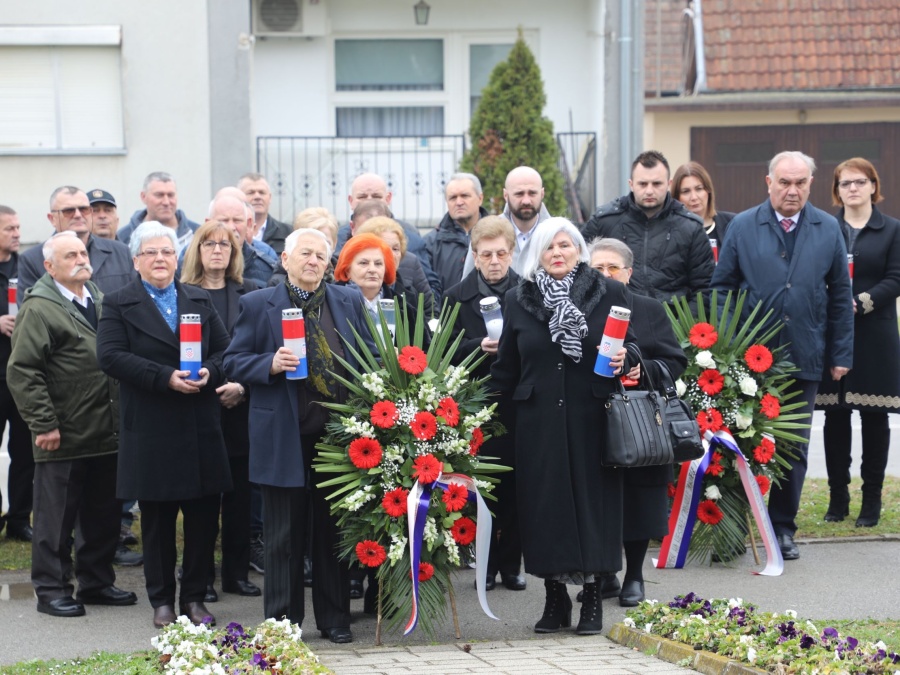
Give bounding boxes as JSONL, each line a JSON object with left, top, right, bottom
{"left": 181, "top": 221, "right": 261, "bottom": 600}
{"left": 816, "top": 158, "right": 900, "bottom": 528}
{"left": 97, "top": 221, "right": 232, "bottom": 628}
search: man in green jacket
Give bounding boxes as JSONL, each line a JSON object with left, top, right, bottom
{"left": 7, "top": 231, "right": 136, "bottom": 617}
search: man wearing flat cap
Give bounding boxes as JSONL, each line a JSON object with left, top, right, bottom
{"left": 88, "top": 190, "right": 120, "bottom": 241}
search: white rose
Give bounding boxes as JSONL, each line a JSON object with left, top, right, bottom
{"left": 739, "top": 377, "right": 758, "bottom": 396}
{"left": 695, "top": 350, "right": 715, "bottom": 368}
{"left": 735, "top": 411, "right": 753, "bottom": 429}
{"left": 705, "top": 485, "right": 722, "bottom": 500}
{"left": 675, "top": 379, "right": 687, "bottom": 396}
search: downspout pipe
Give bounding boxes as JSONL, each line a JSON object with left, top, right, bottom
{"left": 692, "top": 0, "right": 708, "bottom": 93}
{"left": 619, "top": 0, "right": 633, "bottom": 191}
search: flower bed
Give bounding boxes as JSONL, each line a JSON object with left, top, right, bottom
{"left": 623, "top": 593, "right": 900, "bottom": 674}
{"left": 151, "top": 616, "right": 329, "bottom": 674}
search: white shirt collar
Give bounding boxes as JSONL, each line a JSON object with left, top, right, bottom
{"left": 54, "top": 280, "right": 93, "bottom": 307}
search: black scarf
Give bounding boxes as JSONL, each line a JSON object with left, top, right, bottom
{"left": 285, "top": 279, "right": 339, "bottom": 399}
{"left": 476, "top": 270, "right": 514, "bottom": 301}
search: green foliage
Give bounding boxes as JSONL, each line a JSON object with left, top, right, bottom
{"left": 0, "top": 651, "right": 159, "bottom": 674}
{"left": 459, "top": 34, "right": 566, "bottom": 215}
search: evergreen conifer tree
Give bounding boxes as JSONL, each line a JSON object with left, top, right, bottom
{"left": 460, "top": 35, "right": 566, "bottom": 215}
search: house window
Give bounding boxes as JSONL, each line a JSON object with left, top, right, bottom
{"left": 336, "top": 107, "right": 444, "bottom": 137}
{"left": 0, "top": 29, "right": 124, "bottom": 153}
{"left": 469, "top": 43, "right": 513, "bottom": 115}
{"left": 335, "top": 39, "right": 443, "bottom": 91}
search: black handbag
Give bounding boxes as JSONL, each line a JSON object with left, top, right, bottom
{"left": 657, "top": 362, "right": 705, "bottom": 463}
{"left": 602, "top": 356, "right": 674, "bottom": 468}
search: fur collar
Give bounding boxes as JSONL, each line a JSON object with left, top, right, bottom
{"left": 517, "top": 263, "right": 606, "bottom": 322}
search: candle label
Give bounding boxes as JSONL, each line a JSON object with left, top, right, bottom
{"left": 282, "top": 309, "right": 308, "bottom": 380}
{"left": 179, "top": 314, "right": 202, "bottom": 380}
{"left": 7, "top": 278, "right": 16, "bottom": 318}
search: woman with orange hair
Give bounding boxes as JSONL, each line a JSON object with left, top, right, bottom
{"left": 333, "top": 233, "right": 397, "bottom": 319}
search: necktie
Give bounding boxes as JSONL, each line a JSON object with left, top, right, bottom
{"left": 780, "top": 218, "right": 793, "bottom": 233}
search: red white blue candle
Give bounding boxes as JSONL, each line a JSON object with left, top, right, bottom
{"left": 594, "top": 305, "right": 631, "bottom": 377}
{"left": 282, "top": 308, "right": 308, "bottom": 380}
{"left": 179, "top": 313, "right": 202, "bottom": 380}
{"left": 7, "top": 278, "right": 17, "bottom": 318}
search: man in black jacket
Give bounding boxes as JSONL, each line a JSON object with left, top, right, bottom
{"left": 581, "top": 150, "right": 714, "bottom": 304}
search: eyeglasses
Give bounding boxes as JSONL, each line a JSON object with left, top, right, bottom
{"left": 477, "top": 250, "right": 510, "bottom": 261}
{"left": 51, "top": 206, "right": 92, "bottom": 218}
{"left": 201, "top": 240, "right": 233, "bottom": 250}
{"left": 838, "top": 178, "right": 870, "bottom": 190}
{"left": 138, "top": 248, "right": 177, "bottom": 258}
{"left": 593, "top": 264, "right": 624, "bottom": 274}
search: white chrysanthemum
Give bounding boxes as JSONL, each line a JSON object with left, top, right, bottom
{"left": 695, "top": 350, "right": 715, "bottom": 368}
{"left": 739, "top": 377, "right": 758, "bottom": 396}
{"left": 705, "top": 485, "right": 722, "bottom": 500}
{"left": 675, "top": 379, "right": 687, "bottom": 396}
{"left": 735, "top": 411, "right": 753, "bottom": 429}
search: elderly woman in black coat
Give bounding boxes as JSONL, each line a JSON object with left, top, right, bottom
{"left": 491, "top": 217, "right": 638, "bottom": 636}
{"left": 816, "top": 157, "right": 900, "bottom": 528}
{"left": 587, "top": 238, "right": 687, "bottom": 606}
{"left": 97, "top": 221, "right": 232, "bottom": 629}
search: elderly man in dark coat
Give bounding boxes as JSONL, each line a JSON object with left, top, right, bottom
{"left": 224, "top": 228, "right": 376, "bottom": 644}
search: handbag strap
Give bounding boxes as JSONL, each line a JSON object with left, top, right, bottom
{"left": 614, "top": 346, "right": 659, "bottom": 395}
{"left": 654, "top": 361, "right": 680, "bottom": 401}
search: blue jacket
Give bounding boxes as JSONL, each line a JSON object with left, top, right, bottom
{"left": 118, "top": 209, "right": 199, "bottom": 249}
{"left": 223, "top": 283, "right": 375, "bottom": 488}
{"left": 711, "top": 201, "right": 854, "bottom": 380}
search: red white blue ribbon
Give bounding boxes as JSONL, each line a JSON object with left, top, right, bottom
{"left": 403, "top": 472, "right": 497, "bottom": 635}
{"left": 655, "top": 430, "right": 783, "bottom": 576}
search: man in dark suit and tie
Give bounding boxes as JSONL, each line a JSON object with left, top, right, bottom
{"left": 224, "top": 228, "right": 376, "bottom": 643}
{"left": 239, "top": 173, "right": 293, "bottom": 255}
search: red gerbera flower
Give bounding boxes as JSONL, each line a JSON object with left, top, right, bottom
{"left": 355, "top": 540, "right": 387, "bottom": 567}
{"left": 697, "top": 369, "right": 725, "bottom": 396}
{"left": 697, "top": 499, "right": 724, "bottom": 525}
{"left": 469, "top": 427, "right": 484, "bottom": 456}
{"left": 707, "top": 461, "right": 724, "bottom": 477}
{"left": 348, "top": 437, "right": 383, "bottom": 469}
{"left": 752, "top": 437, "right": 776, "bottom": 463}
{"left": 442, "top": 483, "right": 468, "bottom": 512}
{"left": 667, "top": 482, "right": 676, "bottom": 498}
{"left": 697, "top": 408, "right": 724, "bottom": 434}
{"left": 382, "top": 487, "right": 409, "bottom": 518}
{"left": 755, "top": 474, "right": 771, "bottom": 496}
{"left": 760, "top": 393, "right": 781, "bottom": 420}
{"left": 370, "top": 400, "right": 399, "bottom": 429}
{"left": 450, "top": 516, "right": 477, "bottom": 546}
{"left": 411, "top": 411, "right": 438, "bottom": 441}
{"left": 689, "top": 322, "right": 718, "bottom": 349}
{"left": 436, "top": 397, "right": 460, "bottom": 427}
{"left": 398, "top": 346, "right": 428, "bottom": 375}
{"left": 412, "top": 453, "right": 442, "bottom": 484}
{"left": 744, "top": 345, "right": 774, "bottom": 373}
{"left": 409, "top": 562, "right": 435, "bottom": 582}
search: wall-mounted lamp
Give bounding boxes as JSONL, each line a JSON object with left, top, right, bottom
{"left": 414, "top": 0, "right": 431, "bottom": 26}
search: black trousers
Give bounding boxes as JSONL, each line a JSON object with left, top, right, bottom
{"left": 140, "top": 495, "right": 219, "bottom": 608}
{"left": 823, "top": 408, "right": 891, "bottom": 490}
{"left": 0, "top": 379, "right": 34, "bottom": 529}
{"left": 220, "top": 454, "right": 252, "bottom": 584}
{"left": 768, "top": 378, "right": 819, "bottom": 536}
{"left": 261, "top": 433, "right": 349, "bottom": 629}
{"left": 487, "top": 466, "right": 523, "bottom": 577}
{"left": 31, "top": 454, "right": 119, "bottom": 603}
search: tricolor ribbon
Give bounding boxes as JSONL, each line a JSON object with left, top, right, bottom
{"left": 403, "top": 471, "right": 497, "bottom": 635}
{"left": 655, "top": 430, "right": 783, "bottom": 576}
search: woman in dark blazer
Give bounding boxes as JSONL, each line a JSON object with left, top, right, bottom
{"left": 97, "top": 221, "right": 232, "bottom": 629}
{"left": 491, "top": 218, "right": 638, "bottom": 636}
{"left": 445, "top": 216, "right": 524, "bottom": 592}
{"left": 587, "top": 238, "right": 687, "bottom": 606}
{"left": 816, "top": 158, "right": 900, "bottom": 528}
{"left": 181, "top": 220, "right": 260, "bottom": 599}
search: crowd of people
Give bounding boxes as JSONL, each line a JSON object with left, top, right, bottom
{"left": 0, "top": 147, "right": 895, "bottom": 641}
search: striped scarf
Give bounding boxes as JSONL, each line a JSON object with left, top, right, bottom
{"left": 535, "top": 266, "right": 588, "bottom": 362}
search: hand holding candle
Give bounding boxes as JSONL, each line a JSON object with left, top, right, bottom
{"left": 179, "top": 314, "right": 202, "bottom": 380}
{"left": 594, "top": 306, "right": 631, "bottom": 377}
{"left": 281, "top": 309, "right": 308, "bottom": 380}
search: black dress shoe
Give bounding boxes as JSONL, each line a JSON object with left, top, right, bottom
{"left": 153, "top": 604, "right": 176, "bottom": 628}
{"left": 618, "top": 580, "right": 645, "bottom": 607}
{"left": 204, "top": 584, "right": 218, "bottom": 603}
{"left": 6, "top": 523, "right": 33, "bottom": 542}
{"left": 114, "top": 544, "right": 143, "bottom": 567}
{"left": 474, "top": 574, "right": 496, "bottom": 591}
{"left": 777, "top": 533, "right": 800, "bottom": 560}
{"left": 37, "top": 597, "right": 85, "bottom": 618}
{"left": 180, "top": 601, "right": 216, "bottom": 626}
{"left": 320, "top": 626, "right": 353, "bottom": 643}
{"left": 349, "top": 579, "right": 364, "bottom": 599}
{"left": 599, "top": 574, "right": 621, "bottom": 599}
{"left": 500, "top": 573, "right": 526, "bottom": 590}
{"left": 77, "top": 585, "right": 137, "bottom": 606}
{"left": 222, "top": 579, "right": 261, "bottom": 597}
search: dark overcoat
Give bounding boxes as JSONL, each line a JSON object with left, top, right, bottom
{"left": 223, "top": 283, "right": 373, "bottom": 488}
{"left": 622, "top": 293, "right": 687, "bottom": 540}
{"left": 97, "top": 278, "right": 232, "bottom": 501}
{"left": 816, "top": 206, "right": 900, "bottom": 412}
{"left": 490, "top": 264, "right": 637, "bottom": 576}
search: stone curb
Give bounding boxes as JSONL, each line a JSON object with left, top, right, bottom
{"left": 608, "top": 623, "right": 767, "bottom": 675}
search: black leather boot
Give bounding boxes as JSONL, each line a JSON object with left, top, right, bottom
{"left": 534, "top": 579, "right": 572, "bottom": 633}
{"left": 576, "top": 582, "right": 602, "bottom": 635}
{"left": 824, "top": 485, "right": 850, "bottom": 522}
{"left": 856, "top": 489, "right": 882, "bottom": 527}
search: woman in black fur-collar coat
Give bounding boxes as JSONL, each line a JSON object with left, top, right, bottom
{"left": 490, "top": 218, "right": 639, "bottom": 637}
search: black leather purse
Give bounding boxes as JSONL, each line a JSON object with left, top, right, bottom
{"left": 601, "top": 356, "right": 674, "bottom": 468}
{"left": 657, "top": 362, "right": 705, "bottom": 463}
